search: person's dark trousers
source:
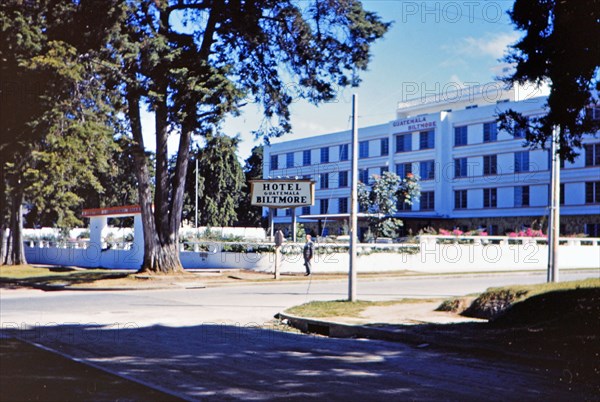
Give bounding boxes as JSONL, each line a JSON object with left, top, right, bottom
{"left": 304, "top": 259, "right": 311, "bottom": 275}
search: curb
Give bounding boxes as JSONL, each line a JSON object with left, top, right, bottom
{"left": 276, "top": 312, "right": 433, "bottom": 345}
{"left": 275, "top": 312, "right": 587, "bottom": 371}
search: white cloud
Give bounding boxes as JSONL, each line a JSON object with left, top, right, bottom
{"left": 449, "top": 31, "right": 520, "bottom": 59}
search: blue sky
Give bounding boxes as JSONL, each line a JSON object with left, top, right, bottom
{"left": 142, "top": 1, "right": 520, "bottom": 160}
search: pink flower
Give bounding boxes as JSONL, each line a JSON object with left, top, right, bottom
{"left": 479, "top": 231, "right": 488, "bottom": 236}
{"left": 439, "top": 229, "right": 451, "bottom": 235}
{"left": 508, "top": 232, "right": 518, "bottom": 238}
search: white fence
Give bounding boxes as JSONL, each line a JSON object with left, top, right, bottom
{"left": 21, "top": 235, "right": 600, "bottom": 274}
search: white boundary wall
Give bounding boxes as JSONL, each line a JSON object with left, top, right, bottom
{"left": 23, "top": 235, "right": 600, "bottom": 274}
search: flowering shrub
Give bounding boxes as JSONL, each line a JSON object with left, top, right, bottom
{"left": 508, "top": 228, "right": 546, "bottom": 238}
{"left": 435, "top": 228, "right": 488, "bottom": 237}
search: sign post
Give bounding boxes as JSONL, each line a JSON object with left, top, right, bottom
{"left": 274, "top": 229, "right": 284, "bottom": 280}
{"left": 251, "top": 179, "right": 315, "bottom": 278}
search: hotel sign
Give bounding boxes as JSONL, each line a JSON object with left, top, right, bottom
{"left": 250, "top": 180, "right": 314, "bottom": 208}
{"left": 392, "top": 116, "right": 436, "bottom": 133}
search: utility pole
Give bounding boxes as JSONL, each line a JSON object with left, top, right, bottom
{"left": 349, "top": 94, "right": 358, "bottom": 302}
{"left": 195, "top": 157, "right": 199, "bottom": 231}
{"left": 547, "top": 126, "right": 560, "bottom": 282}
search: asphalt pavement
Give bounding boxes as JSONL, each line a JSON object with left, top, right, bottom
{"left": 1, "top": 270, "right": 598, "bottom": 401}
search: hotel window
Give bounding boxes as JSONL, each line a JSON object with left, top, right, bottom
{"left": 585, "top": 181, "right": 600, "bottom": 204}
{"left": 285, "top": 208, "right": 292, "bottom": 216}
{"left": 419, "top": 160, "right": 435, "bottom": 180}
{"left": 560, "top": 183, "right": 565, "bottom": 205}
{"left": 339, "top": 144, "right": 349, "bottom": 161}
{"left": 395, "top": 162, "right": 412, "bottom": 178}
{"left": 513, "top": 118, "right": 527, "bottom": 138}
{"left": 397, "top": 194, "right": 410, "bottom": 211}
{"left": 380, "top": 166, "right": 389, "bottom": 174}
{"left": 320, "top": 199, "right": 329, "bottom": 214}
{"left": 483, "top": 155, "right": 497, "bottom": 175}
{"left": 514, "top": 151, "right": 530, "bottom": 172}
{"left": 270, "top": 155, "right": 278, "bottom": 171}
{"left": 483, "top": 122, "right": 497, "bottom": 142}
{"left": 483, "top": 188, "right": 497, "bottom": 208}
{"left": 420, "top": 191, "right": 435, "bottom": 211}
{"left": 454, "top": 190, "right": 468, "bottom": 209}
{"left": 286, "top": 152, "right": 294, "bottom": 169}
{"left": 338, "top": 197, "right": 348, "bottom": 214}
{"left": 380, "top": 138, "right": 389, "bottom": 156}
{"left": 302, "top": 150, "right": 311, "bottom": 166}
{"left": 585, "top": 105, "right": 600, "bottom": 121}
{"left": 320, "top": 173, "right": 329, "bottom": 189}
{"left": 338, "top": 171, "right": 349, "bottom": 187}
{"left": 584, "top": 143, "right": 600, "bottom": 166}
{"left": 320, "top": 147, "right": 329, "bottom": 163}
{"left": 302, "top": 206, "right": 311, "bottom": 215}
{"left": 514, "top": 186, "right": 530, "bottom": 207}
{"left": 547, "top": 149, "right": 563, "bottom": 170}
{"left": 419, "top": 130, "right": 435, "bottom": 149}
{"left": 585, "top": 223, "right": 600, "bottom": 237}
{"left": 395, "top": 133, "right": 412, "bottom": 153}
{"left": 454, "top": 158, "right": 468, "bottom": 178}
{"left": 454, "top": 126, "right": 468, "bottom": 146}
{"left": 358, "top": 168, "right": 369, "bottom": 184}
{"left": 359, "top": 141, "right": 369, "bottom": 159}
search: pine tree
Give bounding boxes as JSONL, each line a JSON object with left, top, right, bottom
{"left": 497, "top": 0, "right": 600, "bottom": 161}
{"left": 108, "top": 0, "right": 390, "bottom": 273}
{"left": 183, "top": 135, "right": 245, "bottom": 228}
{"left": 237, "top": 146, "right": 265, "bottom": 228}
{"left": 0, "top": 0, "right": 122, "bottom": 264}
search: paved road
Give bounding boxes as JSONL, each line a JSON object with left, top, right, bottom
{"left": 0, "top": 270, "right": 595, "bottom": 327}
{"left": 1, "top": 270, "right": 597, "bottom": 400}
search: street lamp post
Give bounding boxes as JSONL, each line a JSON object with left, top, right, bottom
{"left": 547, "top": 126, "right": 560, "bottom": 282}
{"left": 349, "top": 94, "right": 358, "bottom": 302}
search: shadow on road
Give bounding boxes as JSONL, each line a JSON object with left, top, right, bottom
{"left": 2, "top": 321, "right": 597, "bottom": 401}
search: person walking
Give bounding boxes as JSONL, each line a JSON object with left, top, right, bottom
{"left": 303, "top": 234, "right": 314, "bottom": 276}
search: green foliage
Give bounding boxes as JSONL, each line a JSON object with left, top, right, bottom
{"left": 497, "top": 0, "right": 600, "bottom": 162}
{"left": 358, "top": 172, "right": 420, "bottom": 240}
{"left": 3, "top": 0, "right": 389, "bottom": 271}
{"left": 0, "top": 0, "right": 124, "bottom": 261}
{"left": 182, "top": 134, "right": 245, "bottom": 227}
{"left": 236, "top": 146, "right": 265, "bottom": 227}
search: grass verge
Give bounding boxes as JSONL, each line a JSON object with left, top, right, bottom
{"left": 284, "top": 298, "right": 439, "bottom": 318}
{"left": 0, "top": 265, "right": 130, "bottom": 289}
{"left": 462, "top": 278, "right": 600, "bottom": 319}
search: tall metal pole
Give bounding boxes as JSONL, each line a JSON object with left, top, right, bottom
{"left": 547, "top": 126, "right": 560, "bottom": 282}
{"left": 349, "top": 94, "right": 359, "bottom": 302}
{"left": 291, "top": 207, "right": 297, "bottom": 243}
{"left": 269, "top": 208, "right": 275, "bottom": 241}
{"left": 195, "top": 157, "right": 199, "bottom": 231}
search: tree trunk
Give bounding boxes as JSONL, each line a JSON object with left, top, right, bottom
{"left": 6, "top": 190, "right": 26, "bottom": 265}
{"left": 0, "top": 161, "right": 6, "bottom": 266}
{"left": 168, "top": 110, "right": 194, "bottom": 243}
{"left": 127, "top": 90, "right": 184, "bottom": 274}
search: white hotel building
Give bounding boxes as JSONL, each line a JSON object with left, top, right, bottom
{"left": 263, "top": 85, "right": 600, "bottom": 239}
